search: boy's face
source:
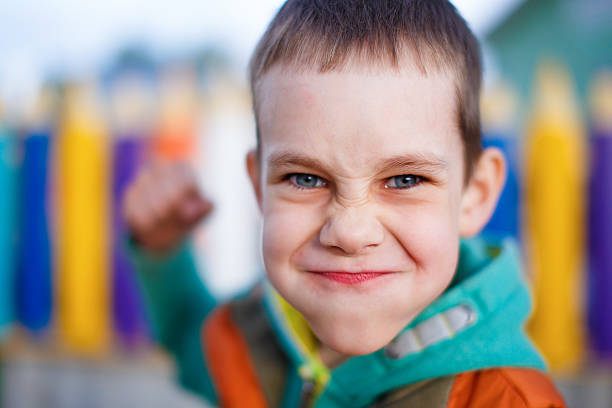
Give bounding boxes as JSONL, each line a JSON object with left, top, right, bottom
{"left": 250, "top": 63, "right": 472, "bottom": 356}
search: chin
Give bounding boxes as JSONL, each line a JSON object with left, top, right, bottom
{"left": 311, "top": 321, "right": 398, "bottom": 356}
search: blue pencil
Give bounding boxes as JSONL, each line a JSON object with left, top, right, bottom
{"left": 480, "top": 82, "right": 520, "bottom": 241}
{"left": 482, "top": 134, "right": 520, "bottom": 240}
{"left": 17, "top": 129, "right": 53, "bottom": 333}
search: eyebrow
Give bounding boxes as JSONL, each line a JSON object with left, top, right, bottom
{"left": 374, "top": 154, "right": 449, "bottom": 174}
{"left": 266, "top": 151, "right": 449, "bottom": 175}
{"left": 267, "top": 151, "right": 329, "bottom": 172}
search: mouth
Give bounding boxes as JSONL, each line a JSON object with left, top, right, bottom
{"left": 311, "top": 271, "right": 395, "bottom": 285}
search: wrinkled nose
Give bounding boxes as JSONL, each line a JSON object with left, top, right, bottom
{"left": 319, "top": 205, "right": 384, "bottom": 255}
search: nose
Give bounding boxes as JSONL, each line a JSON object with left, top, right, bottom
{"left": 319, "top": 205, "right": 384, "bottom": 255}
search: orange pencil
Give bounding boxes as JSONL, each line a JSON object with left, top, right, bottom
{"left": 152, "top": 66, "right": 198, "bottom": 161}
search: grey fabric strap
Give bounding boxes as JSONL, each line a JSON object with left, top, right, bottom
{"left": 384, "top": 304, "right": 476, "bottom": 360}
{"left": 230, "top": 287, "right": 290, "bottom": 408}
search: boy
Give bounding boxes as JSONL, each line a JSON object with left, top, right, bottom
{"left": 124, "top": 1, "right": 567, "bottom": 406}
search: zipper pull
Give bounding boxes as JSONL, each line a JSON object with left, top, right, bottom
{"left": 298, "top": 378, "right": 316, "bottom": 408}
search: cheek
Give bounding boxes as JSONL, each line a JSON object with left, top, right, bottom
{"left": 261, "top": 199, "right": 322, "bottom": 278}
{"left": 387, "top": 201, "right": 460, "bottom": 288}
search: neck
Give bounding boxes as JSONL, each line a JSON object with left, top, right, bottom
{"left": 318, "top": 344, "right": 350, "bottom": 369}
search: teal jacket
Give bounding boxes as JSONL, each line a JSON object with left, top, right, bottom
{"left": 129, "top": 238, "right": 547, "bottom": 407}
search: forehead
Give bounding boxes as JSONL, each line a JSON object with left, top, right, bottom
{"left": 256, "top": 63, "right": 462, "bottom": 174}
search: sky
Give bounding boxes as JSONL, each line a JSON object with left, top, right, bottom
{"left": 0, "top": 0, "right": 521, "bottom": 105}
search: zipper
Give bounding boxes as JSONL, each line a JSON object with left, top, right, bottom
{"left": 298, "top": 379, "right": 316, "bottom": 408}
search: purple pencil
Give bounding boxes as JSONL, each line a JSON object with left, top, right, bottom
{"left": 587, "top": 72, "right": 612, "bottom": 358}
{"left": 112, "top": 137, "right": 147, "bottom": 347}
{"left": 109, "top": 74, "right": 155, "bottom": 348}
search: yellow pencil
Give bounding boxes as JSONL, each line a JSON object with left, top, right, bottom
{"left": 56, "top": 82, "right": 110, "bottom": 354}
{"left": 525, "top": 61, "right": 586, "bottom": 372}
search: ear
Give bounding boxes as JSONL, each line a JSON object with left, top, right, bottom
{"left": 246, "top": 149, "right": 263, "bottom": 211}
{"left": 458, "top": 147, "right": 507, "bottom": 238}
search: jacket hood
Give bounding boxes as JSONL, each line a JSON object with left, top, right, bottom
{"left": 263, "top": 237, "right": 546, "bottom": 407}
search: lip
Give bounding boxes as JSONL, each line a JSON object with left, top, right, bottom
{"left": 311, "top": 271, "right": 395, "bottom": 285}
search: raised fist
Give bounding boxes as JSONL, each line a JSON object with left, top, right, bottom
{"left": 122, "top": 161, "right": 213, "bottom": 253}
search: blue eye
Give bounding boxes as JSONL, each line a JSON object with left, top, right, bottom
{"left": 386, "top": 175, "right": 422, "bottom": 189}
{"left": 289, "top": 173, "right": 326, "bottom": 189}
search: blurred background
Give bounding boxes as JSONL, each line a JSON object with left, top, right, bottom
{"left": 0, "top": 0, "right": 611, "bottom": 406}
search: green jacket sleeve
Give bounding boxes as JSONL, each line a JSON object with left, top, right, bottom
{"left": 126, "top": 238, "right": 218, "bottom": 404}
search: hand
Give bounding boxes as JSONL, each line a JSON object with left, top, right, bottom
{"left": 122, "top": 161, "right": 213, "bottom": 253}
